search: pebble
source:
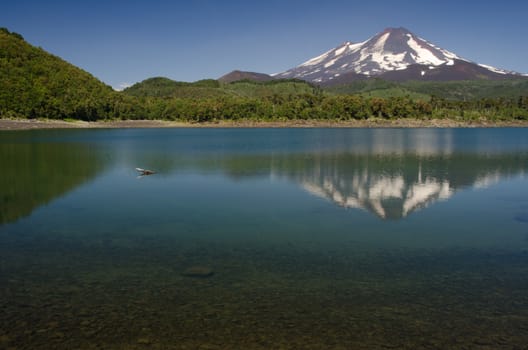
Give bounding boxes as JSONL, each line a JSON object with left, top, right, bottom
{"left": 0, "top": 335, "right": 9, "bottom": 343}
{"left": 137, "top": 338, "right": 151, "bottom": 345}
{"left": 182, "top": 266, "right": 214, "bottom": 278}
{"left": 53, "top": 332, "right": 65, "bottom": 339}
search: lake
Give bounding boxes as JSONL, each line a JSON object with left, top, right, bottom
{"left": 1, "top": 127, "right": 528, "bottom": 349}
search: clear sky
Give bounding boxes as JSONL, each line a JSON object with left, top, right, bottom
{"left": 2, "top": 0, "right": 527, "bottom": 90}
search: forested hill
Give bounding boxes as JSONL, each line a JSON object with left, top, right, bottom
{"left": 122, "top": 77, "right": 320, "bottom": 99}
{"left": 0, "top": 28, "right": 132, "bottom": 120}
{"left": 326, "top": 79, "right": 528, "bottom": 100}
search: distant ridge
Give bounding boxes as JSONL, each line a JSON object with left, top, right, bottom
{"left": 218, "top": 70, "right": 274, "bottom": 83}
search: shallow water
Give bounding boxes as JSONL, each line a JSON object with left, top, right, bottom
{"left": 1, "top": 128, "right": 528, "bottom": 349}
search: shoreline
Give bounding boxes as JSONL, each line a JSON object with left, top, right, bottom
{"left": 1, "top": 118, "right": 528, "bottom": 130}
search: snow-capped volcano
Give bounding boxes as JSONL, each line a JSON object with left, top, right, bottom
{"left": 274, "top": 27, "right": 521, "bottom": 84}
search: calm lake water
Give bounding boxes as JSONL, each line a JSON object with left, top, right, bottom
{"left": 1, "top": 128, "right": 528, "bottom": 349}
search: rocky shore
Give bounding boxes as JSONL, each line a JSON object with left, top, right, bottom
{"left": 2, "top": 117, "right": 528, "bottom": 130}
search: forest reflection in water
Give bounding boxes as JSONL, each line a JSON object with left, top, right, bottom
{"left": 0, "top": 135, "right": 107, "bottom": 225}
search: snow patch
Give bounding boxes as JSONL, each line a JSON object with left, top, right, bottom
{"left": 406, "top": 36, "right": 445, "bottom": 65}
{"left": 478, "top": 63, "right": 509, "bottom": 75}
{"left": 324, "top": 57, "right": 339, "bottom": 68}
{"left": 335, "top": 44, "right": 348, "bottom": 56}
{"left": 299, "top": 48, "right": 333, "bottom": 67}
{"left": 346, "top": 41, "right": 365, "bottom": 52}
{"left": 437, "top": 47, "right": 463, "bottom": 60}
{"left": 369, "top": 51, "right": 407, "bottom": 72}
{"left": 373, "top": 32, "right": 390, "bottom": 52}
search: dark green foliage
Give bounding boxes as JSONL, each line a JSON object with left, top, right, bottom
{"left": 327, "top": 79, "right": 528, "bottom": 101}
{"left": 121, "top": 77, "right": 228, "bottom": 98}
{"left": 404, "top": 80, "right": 528, "bottom": 100}
{"left": 122, "top": 77, "right": 319, "bottom": 99}
{"left": 0, "top": 27, "right": 24, "bottom": 41}
{"left": 147, "top": 94, "right": 435, "bottom": 122}
{"left": 0, "top": 28, "right": 142, "bottom": 121}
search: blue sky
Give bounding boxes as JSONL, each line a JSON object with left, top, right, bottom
{"left": 2, "top": 0, "right": 527, "bottom": 89}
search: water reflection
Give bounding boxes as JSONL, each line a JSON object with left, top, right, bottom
{"left": 0, "top": 137, "right": 107, "bottom": 225}
{"left": 300, "top": 167, "right": 452, "bottom": 219}
{"left": 1, "top": 128, "right": 527, "bottom": 224}
{"left": 368, "top": 128, "right": 455, "bottom": 156}
{"left": 277, "top": 153, "right": 526, "bottom": 219}
{"left": 132, "top": 150, "right": 527, "bottom": 220}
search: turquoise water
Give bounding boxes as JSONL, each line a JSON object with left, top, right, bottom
{"left": 1, "top": 128, "right": 528, "bottom": 348}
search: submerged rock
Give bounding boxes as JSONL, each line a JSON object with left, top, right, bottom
{"left": 182, "top": 266, "right": 214, "bottom": 278}
{"left": 514, "top": 212, "right": 528, "bottom": 223}
{"left": 137, "top": 338, "right": 151, "bottom": 345}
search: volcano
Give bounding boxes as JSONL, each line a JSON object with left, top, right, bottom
{"left": 273, "top": 27, "right": 525, "bottom": 85}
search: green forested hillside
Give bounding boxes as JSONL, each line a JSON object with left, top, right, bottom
{"left": 225, "top": 79, "right": 321, "bottom": 98}
{"left": 122, "top": 77, "right": 320, "bottom": 99}
{"left": 0, "top": 28, "right": 143, "bottom": 120}
{"left": 326, "top": 78, "right": 528, "bottom": 101}
{"left": 403, "top": 80, "right": 528, "bottom": 100}
{"left": 122, "top": 77, "right": 230, "bottom": 98}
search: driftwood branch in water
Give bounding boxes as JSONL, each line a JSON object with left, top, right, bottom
{"left": 135, "top": 168, "right": 156, "bottom": 176}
